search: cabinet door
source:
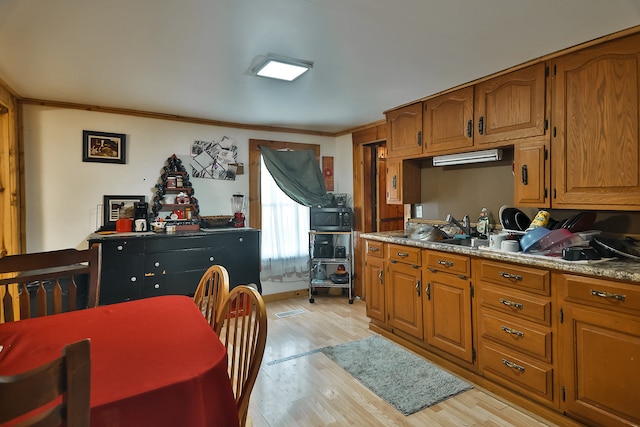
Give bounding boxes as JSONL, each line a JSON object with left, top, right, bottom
{"left": 475, "top": 63, "right": 547, "bottom": 145}
{"left": 423, "top": 271, "right": 474, "bottom": 363}
{"left": 387, "top": 261, "right": 423, "bottom": 339}
{"left": 424, "top": 87, "right": 474, "bottom": 154}
{"left": 385, "top": 159, "right": 421, "bottom": 205}
{"left": 514, "top": 137, "right": 550, "bottom": 208}
{"left": 560, "top": 304, "right": 640, "bottom": 427}
{"left": 552, "top": 34, "right": 640, "bottom": 209}
{"left": 364, "top": 256, "right": 385, "bottom": 323}
{"left": 94, "top": 239, "right": 144, "bottom": 305}
{"left": 386, "top": 103, "right": 424, "bottom": 158}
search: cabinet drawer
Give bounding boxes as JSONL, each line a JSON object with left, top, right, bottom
{"left": 559, "top": 273, "right": 640, "bottom": 316}
{"left": 478, "top": 284, "right": 551, "bottom": 326}
{"left": 424, "top": 250, "right": 470, "bottom": 276}
{"left": 477, "top": 260, "right": 550, "bottom": 296}
{"left": 480, "top": 341, "right": 554, "bottom": 404}
{"left": 479, "top": 310, "right": 552, "bottom": 362}
{"left": 97, "top": 239, "right": 145, "bottom": 258}
{"left": 387, "top": 244, "right": 421, "bottom": 266}
{"left": 366, "top": 240, "right": 384, "bottom": 258}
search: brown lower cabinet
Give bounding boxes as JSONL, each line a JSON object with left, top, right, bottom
{"left": 557, "top": 273, "right": 640, "bottom": 427}
{"left": 364, "top": 237, "right": 640, "bottom": 427}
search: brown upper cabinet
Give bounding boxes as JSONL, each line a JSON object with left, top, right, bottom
{"left": 551, "top": 33, "right": 640, "bottom": 210}
{"left": 514, "top": 137, "right": 550, "bottom": 208}
{"left": 386, "top": 102, "right": 423, "bottom": 158}
{"left": 474, "top": 63, "right": 548, "bottom": 146}
{"left": 423, "top": 87, "right": 474, "bottom": 154}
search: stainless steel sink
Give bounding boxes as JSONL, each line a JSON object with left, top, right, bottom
{"left": 438, "top": 237, "right": 488, "bottom": 248}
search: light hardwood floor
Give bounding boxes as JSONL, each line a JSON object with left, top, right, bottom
{"left": 248, "top": 295, "right": 562, "bottom": 427}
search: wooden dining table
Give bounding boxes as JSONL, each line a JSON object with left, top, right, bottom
{"left": 0, "top": 295, "right": 239, "bottom": 427}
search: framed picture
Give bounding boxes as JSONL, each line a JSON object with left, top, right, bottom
{"left": 102, "top": 195, "right": 145, "bottom": 230}
{"left": 83, "top": 130, "right": 127, "bottom": 164}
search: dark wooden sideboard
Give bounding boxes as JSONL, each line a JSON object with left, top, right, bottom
{"left": 88, "top": 228, "right": 261, "bottom": 305}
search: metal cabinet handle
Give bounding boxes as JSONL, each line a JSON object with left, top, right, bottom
{"left": 378, "top": 270, "right": 383, "bottom": 284}
{"left": 145, "top": 273, "right": 155, "bottom": 277}
{"left": 416, "top": 280, "right": 421, "bottom": 297}
{"left": 154, "top": 284, "right": 160, "bottom": 289}
{"left": 154, "top": 261, "right": 160, "bottom": 267}
{"left": 502, "top": 358, "right": 525, "bottom": 373}
{"left": 501, "top": 325, "right": 524, "bottom": 338}
{"left": 500, "top": 298, "right": 523, "bottom": 310}
{"left": 397, "top": 252, "right": 409, "bottom": 257}
{"left": 500, "top": 271, "right": 522, "bottom": 281}
{"left": 130, "top": 277, "right": 137, "bottom": 282}
{"left": 467, "top": 120, "right": 472, "bottom": 138}
{"left": 522, "top": 164, "right": 528, "bottom": 185}
{"left": 417, "top": 130, "right": 422, "bottom": 147}
{"left": 393, "top": 175, "right": 397, "bottom": 189}
{"left": 426, "top": 282, "right": 431, "bottom": 300}
{"left": 478, "top": 116, "right": 485, "bottom": 135}
{"left": 437, "top": 259, "right": 454, "bottom": 267}
{"left": 590, "top": 289, "right": 625, "bottom": 301}
{"left": 369, "top": 246, "right": 380, "bottom": 252}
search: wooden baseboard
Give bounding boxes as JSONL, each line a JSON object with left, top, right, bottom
{"left": 369, "top": 323, "right": 586, "bottom": 427}
{"left": 262, "top": 288, "right": 308, "bottom": 303}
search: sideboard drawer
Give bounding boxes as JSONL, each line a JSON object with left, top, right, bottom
{"left": 424, "top": 250, "right": 470, "bottom": 276}
{"left": 477, "top": 260, "right": 550, "bottom": 296}
{"left": 480, "top": 341, "right": 554, "bottom": 405}
{"left": 387, "top": 244, "right": 421, "bottom": 266}
{"left": 479, "top": 310, "right": 552, "bottom": 362}
{"left": 366, "top": 240, "right": 384, "bottom": 258}
{"left": 559, "top": 274, "right": 640, "bottom": 316}
{"left": 478, "top": 284, "right": 551, "bottom": 326}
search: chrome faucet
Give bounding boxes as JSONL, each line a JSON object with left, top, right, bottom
{"left": 446, "top": 214, "right": 471, "bottom": 236}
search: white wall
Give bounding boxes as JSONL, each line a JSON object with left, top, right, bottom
{"left": 23, "top": 105, "right": 350, "bottom": 252}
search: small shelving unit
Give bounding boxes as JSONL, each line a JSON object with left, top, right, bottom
{"left": 151, "top": 154, "right": 200, "bottom": 230}
{"left": 308, "top": 230, "right": 353, "bottom": 304}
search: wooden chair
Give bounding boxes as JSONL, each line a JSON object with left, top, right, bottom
{"left": 193, "top": 264, "right": 230, "bottom": 330}
{"left": 215, "top": 285, "right": 267, "bottom": 427}
{"left": 0, "top": 339, "right": 91, "bottom": 427}
{"left": 0, "top": 243, "right": 102, "bottom": 322}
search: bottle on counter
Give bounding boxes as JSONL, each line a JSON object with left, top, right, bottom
{"left": 477, "top": 207, "right": 490, "bottom": 239}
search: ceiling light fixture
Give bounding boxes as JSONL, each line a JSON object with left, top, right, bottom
{"left": 251, "top": 54, "right": 313, "bottom": 81}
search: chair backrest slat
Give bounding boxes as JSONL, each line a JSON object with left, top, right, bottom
{"left": 0, "top": 244, "right": 102, "bottom": 322}
{"left": 215, "top": 285, "right": 267, "bottom": 427}
{"left": 193, "top": 265, "right": 230, "bottom": 331}
{"left": 0, "top": 339, "right": 91, "bottom": 427}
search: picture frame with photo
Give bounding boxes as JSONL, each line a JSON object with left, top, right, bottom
{"left": 102, "top": 195, "right": 145, "bottom": 230}
{"left": 83, "top": 130, "right": 127, "bottom": 164}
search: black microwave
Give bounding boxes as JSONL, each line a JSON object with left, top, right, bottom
{"left": 310, "top": 207, "right": 353, "bottom": 231}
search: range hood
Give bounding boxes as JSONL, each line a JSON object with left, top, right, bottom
{"left": 432, "top": 149, "right": 503, "bottom": 166}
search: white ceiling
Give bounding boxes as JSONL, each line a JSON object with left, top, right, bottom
{"left": 1, "top": 0, "right": 640, "bottom": 134}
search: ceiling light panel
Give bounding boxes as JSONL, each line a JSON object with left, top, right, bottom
{"left": 252, "top": 55, "right": 313, "bottom": 81}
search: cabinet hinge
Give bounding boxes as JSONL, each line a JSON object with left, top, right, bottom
{"left": 561, "top": 386, "right": 566, "bottom": 402}
{"left": 472, "top": 348, "right": 477, "bottom": 362}
{"left": 544, "top": 148, "right": 548, "bottom": 160}
{"left": 470, "top": 284, "right": 474, "bottom": 298}
{"left": 553, "top": 127, "right": 557, "bottom": 138}
{"left": 545, "top": 65, "right": 549, "bottom": 77}
{"left": 553, "top": 64, "right": 557, "bottom": 76}
{"left": 544, "top": 119, "right": 548, "bottom": 130}
{"left": 560, "top": 307, "right": 564, "bottom": 323}
{"left": 553, "top": 188, "right": 557, "bottom": 199}
{"left": 544, "top": 188, "right": 548, "bottom": 199}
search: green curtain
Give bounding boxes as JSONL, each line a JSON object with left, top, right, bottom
{"left": 259, "top": 146, "right": 334, "bottom": 207}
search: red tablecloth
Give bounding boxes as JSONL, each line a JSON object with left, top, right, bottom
{"left": 0, "top": 295, "right": 239, "bottom": 427}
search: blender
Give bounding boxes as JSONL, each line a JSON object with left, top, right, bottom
{"left": 231, "top": 194, "right": 245, "bottom": 227}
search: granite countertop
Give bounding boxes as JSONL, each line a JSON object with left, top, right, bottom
{"left": 361, "top": 230, "right": 640, "bottom": 284}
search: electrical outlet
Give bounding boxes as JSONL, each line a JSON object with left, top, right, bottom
{"left": 415, "top": 205, "right": 423, "bottom": 218}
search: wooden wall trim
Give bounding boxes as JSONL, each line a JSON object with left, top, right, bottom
{"left": 19, "top": 98, "right": 338, "bottom": 138}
